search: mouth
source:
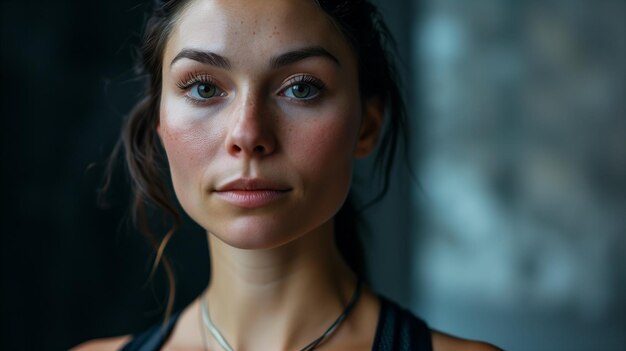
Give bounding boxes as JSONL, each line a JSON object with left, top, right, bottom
{"left": 214, "top": 178, "right": 291, "bottom": 208}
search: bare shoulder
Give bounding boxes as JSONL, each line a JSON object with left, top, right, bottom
{"left": 432, "top": 330, "right": 503, "bottom": 351}
{"left": 70, "top": 335, "right": 131, "bottom": 351}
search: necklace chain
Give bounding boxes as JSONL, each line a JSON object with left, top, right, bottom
{"left": 200, "top": 279, "right": 363, "bottom": 351}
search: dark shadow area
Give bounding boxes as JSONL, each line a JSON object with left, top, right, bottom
{"left": 1, "top": 1, "right": 209, "bottom": 349}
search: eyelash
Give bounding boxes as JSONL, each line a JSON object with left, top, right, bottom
{"left": 284, "top": 74, "right": 325, "bottom": 91}
{"left": 176, "top": 71, "right": 216, "bottom": 90}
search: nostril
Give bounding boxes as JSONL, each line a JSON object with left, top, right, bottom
{"left": 253, "top": 145, "right": 265, "bottom": 154}
{"left": 232, "top": 145, "right": 242, "bottom": 153}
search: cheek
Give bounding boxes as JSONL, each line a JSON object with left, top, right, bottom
{"left": 287, "top": 101, "right": 362, "bottom": 195}
{"left": 304, "top": 98, "right": 361, "bottom": 162}
{"left": 158, "top": 102, "right": 222, "bottom": 206}
{"left": 300, "top": 119, "right": 355, "bottom": 163}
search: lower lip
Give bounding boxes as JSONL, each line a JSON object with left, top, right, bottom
{"left": 214, "top": 190, "right": 290, "bottom": 208}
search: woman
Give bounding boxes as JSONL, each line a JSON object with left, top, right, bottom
{"left": 75, "top": 0, "right": 500, "bottom": 350}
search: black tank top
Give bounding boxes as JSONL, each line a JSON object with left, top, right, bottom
{"left": 121, "top": 295, "right": 433, "bottom": 351}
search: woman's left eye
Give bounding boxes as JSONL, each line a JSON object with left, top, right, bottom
{"left": 280, "top": 75, "right": 325, "bottom": 100}
{"left": 283, "top": 83, "right": 318, "bottom": 99}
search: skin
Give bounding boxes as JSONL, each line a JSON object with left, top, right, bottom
{"left": 73, "top": 0, "right": 501, "bottom": 350}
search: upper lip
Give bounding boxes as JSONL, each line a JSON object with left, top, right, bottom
{"left": 215, "top": 178, "right": 291, "bottom": 192}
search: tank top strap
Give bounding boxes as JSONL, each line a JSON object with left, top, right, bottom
{"left": 372, "top": 296, "right": 433, "bottom": 351}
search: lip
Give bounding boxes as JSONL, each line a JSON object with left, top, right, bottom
{"left": 214, "top": 178, "right": 291, "bottom": 208}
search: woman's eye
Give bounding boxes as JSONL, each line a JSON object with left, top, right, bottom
{"left": 281, "top": 76, "right": 324, "bottom": 100}
{"left": 189, "top": 83, "right": 224, "bottom": 100}
{"left": 284, "top": 84, "right": 318, "bottom": 99}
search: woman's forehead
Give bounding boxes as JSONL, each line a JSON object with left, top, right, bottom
{"left": 164, "top": 0, "right": 352, "bottom": 70}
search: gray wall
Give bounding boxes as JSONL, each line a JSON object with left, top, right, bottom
{"left": 410, "top": 0, "right": 626, "bottom": 350}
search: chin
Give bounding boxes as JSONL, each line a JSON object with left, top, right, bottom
{"left": 204, "top": 214, "right": 313, "bottom": 250}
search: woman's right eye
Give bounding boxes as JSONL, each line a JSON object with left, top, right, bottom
{"left": 176, "top": 73, "right": 226, "bottom": 103}
{"left": 189, "top": 82, "right": 225, "bottom": 100}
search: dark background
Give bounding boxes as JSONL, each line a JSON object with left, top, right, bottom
{"left": 2, "top": 0, "right": 625, "bottom": 350}
{"left": 0, "top": 1, "right": 209, "bottom": 349}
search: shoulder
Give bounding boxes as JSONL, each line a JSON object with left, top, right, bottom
{"left": 70, "top": 335, "right": 131, "bottom": 351}
{"left": 432, "top": 331, "right": 503, "bottom": 351}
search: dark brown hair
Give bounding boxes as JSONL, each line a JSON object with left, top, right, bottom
{"left": 103, "top": 0, "right": 408, "bottom": 321}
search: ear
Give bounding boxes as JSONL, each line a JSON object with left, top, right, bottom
{"left": 354, "top": 96, "right": 384, "bottom": 158}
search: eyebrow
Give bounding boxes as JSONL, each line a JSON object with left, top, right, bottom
{"left": 169, "top": 46, "right": 340, "bottom": 70}
{"left": 270, "top": 46, "right": 340, "bottom": 69}
{"left": 170, "top": 49, "right": 232, "bottom": 70}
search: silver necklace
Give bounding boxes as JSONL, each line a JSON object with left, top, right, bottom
{"left": 200, "top": 279, "right": 363, "bottom": 351}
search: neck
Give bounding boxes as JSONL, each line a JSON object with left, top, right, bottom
{"left": 203, "top": 220, "right": 358, "bottom": 350}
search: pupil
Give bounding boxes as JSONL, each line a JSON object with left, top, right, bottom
{"left": 198, "top": 84, "right": 215, "bottom": 98}
{"left": 292, "top": 84, "right": 310, "bottom": 98}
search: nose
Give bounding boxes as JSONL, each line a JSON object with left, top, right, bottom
{"left": 225, "top": 95, "right": 277, "bottom": 158}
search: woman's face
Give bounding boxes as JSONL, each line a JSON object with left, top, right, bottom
{"left": 158, "top": 0, "right": 381, "bottom": 249}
